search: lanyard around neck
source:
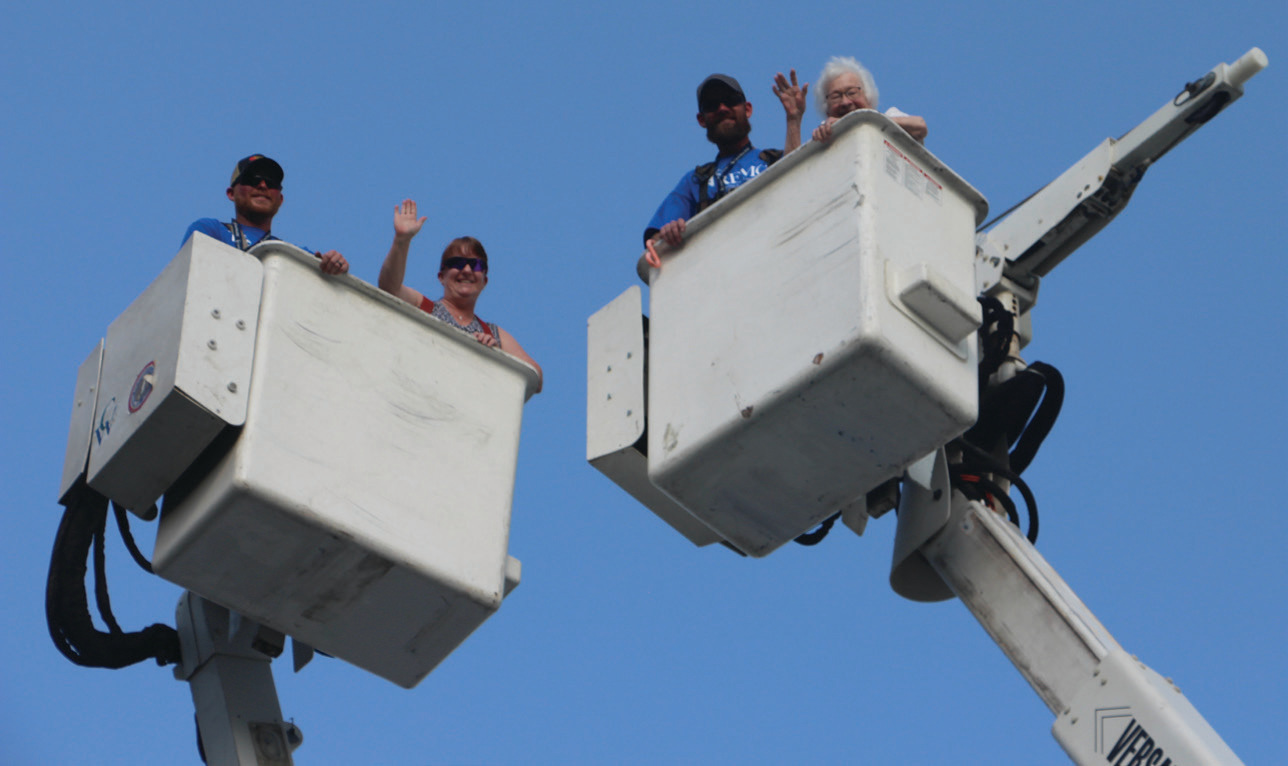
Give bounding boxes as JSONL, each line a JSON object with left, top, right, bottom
{"left": 714, "top": 144, "right": 752, "bottom": 198}
{"left": 227, "top": 221, "right": 274, "bottom": 251}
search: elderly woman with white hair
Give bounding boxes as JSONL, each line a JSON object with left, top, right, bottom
{"left": 776, "top": 57, "right": 927, "bottom": 152}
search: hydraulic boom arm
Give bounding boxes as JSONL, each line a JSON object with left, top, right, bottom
{"left": 976, "top": 48, "right": 1268, "bottom": 305}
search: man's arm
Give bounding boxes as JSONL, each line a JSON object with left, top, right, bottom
{"left": 773, "top": 70, "right": 808, "bottom": 153}
{"left": 643, "top": 171, "right": 702, "bottom": 247}
{"left": 182, "top": 219, "right": 231, "bottom": 249}
{"left": 653, "top": 219, "right": 687, "bottom": 248}
{"left": 379, "top": 199, "right": 428, "bottom": 306}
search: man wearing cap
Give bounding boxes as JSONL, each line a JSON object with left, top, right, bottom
{"left": 182, "top": 154, "right": 349, "bottom": 274}
{"left": 643, "top": 73, "right": 805, "bottom": 250}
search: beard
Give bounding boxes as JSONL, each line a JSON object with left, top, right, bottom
{"left": 705, "top": 113, "right": 752, "bottom": 148}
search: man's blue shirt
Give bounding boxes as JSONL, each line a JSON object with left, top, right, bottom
{"left": 182, "top": 219, "right": 310, "bottom": 252}
{"left": 644, "top": 145, "right": 772, "bottom": 243}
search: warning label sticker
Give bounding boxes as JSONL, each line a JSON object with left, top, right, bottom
{"left": 884, "top": 140, "right": 942, "bottom": 204}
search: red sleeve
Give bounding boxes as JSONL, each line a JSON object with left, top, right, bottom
{"left": 418, "top": 296, "right": 434, "bottom": 314}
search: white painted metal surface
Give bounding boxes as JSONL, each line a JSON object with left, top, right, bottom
{"left": 175, "top": 592, "right": 301, "bottom": 766}
{"left": 644, "top": 111, "right": 987, "bottom": 557}
{"left": 915, "top": 494, "right": 1244, "bottom": 764}
{"left": 978, "top": 47, "right": 1268, "bottom": 296}
{"left": 58, "top": 339, "right": 103, "bottom": 505}
{"left": 84, "top": 234, "right": 262, "bottom": 512}
{"left": 583, "top": 50, "right": 1265, "bottom": 762}
{"left": 889, "top": 449, "right": 954, "bottom": 602}
{"left": 1053, "top": 649, "right": 1244, "bottom": 765}
{"left": 153, "top": 242, "right": 539, "bottom": 688}
{"left": 587, "top": 286, "right": 724, "bottom": 547}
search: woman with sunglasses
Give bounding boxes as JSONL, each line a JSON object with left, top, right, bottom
{"left": 379, "top": 199, "right": 542, "bottom": 392}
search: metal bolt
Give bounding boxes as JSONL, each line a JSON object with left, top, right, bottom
{"left": 607, "top": 365, "right": 612, "bottom": 372}
{"left": 236, "top": 320, "right": 246, "bottom": 330}
{"left": 626, "top": 410, "right": 632, "bottom": 416}
{"left": 227, "top": 382, "right": 238, "bottom": 393}
{"left": 207, "top": 340, "right": 218, "bottom": 350}
{"left": 211, "top": 308, "right": 222, "bottom": 319}
{"left": 626, "top": 351, "right": 632, "bottom": 359}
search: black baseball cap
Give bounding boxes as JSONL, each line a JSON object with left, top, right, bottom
{"left": 696, "top": 74, "right": 745, "bottom": 109}
{"left": 230, "top": 155, "right": 284, "bottom": 187}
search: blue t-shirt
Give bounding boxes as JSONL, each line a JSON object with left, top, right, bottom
{"left": 182, "top": 219, "right": 310, "bottom": 253}
{"left": 644, "top": 144, "right": 774, "bottom": 243}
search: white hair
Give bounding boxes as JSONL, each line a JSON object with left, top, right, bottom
{"left": 815, "top": 56, "right": 879, "bottom": 116}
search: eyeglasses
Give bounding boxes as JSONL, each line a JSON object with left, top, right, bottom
{"left": 236, "top": 174, "right": 282, "bottom": 190}
{"left": 824, "top": 87, "right": 864, "bottom": 104}
{"left": 442, "top": 256, "right": 488, "bottom": 273}
{"left": 699, "top": 94, "right": 746, "bottom": 114}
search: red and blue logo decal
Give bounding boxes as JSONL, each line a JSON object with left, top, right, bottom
{"left": 128, "top": 361, "right": 156, "bottom": 413}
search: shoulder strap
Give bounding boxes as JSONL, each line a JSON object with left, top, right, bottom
{"left": 694, "top": 161, "right": 718, "bottom": 211}
{"left": 694, "top": 161, "right": 718, "bottom": 180}
{"left": 695, "top": 151, "right": 779, "bottom": 212}
{"left": 222, "top": 221, "right": 278, "bottom": 251}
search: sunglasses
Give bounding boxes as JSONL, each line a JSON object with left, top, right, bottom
{"left": 699, "top": 94, "right": 745, "bottom": 114}
{"left": 442, "top": 256, "right": 488, "bottom": 273}
{"left": 236, "top": 174, "right": 282, "bottom": 190}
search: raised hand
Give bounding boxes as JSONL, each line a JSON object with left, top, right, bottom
{"left": 393, "top": 199, "right": 427, "bottom": 240}
{"left": 772, "top": 70, "right": 808, "bottom": 122}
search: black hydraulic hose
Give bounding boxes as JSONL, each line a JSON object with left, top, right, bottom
{"left": 92, "top": 505, "right": 122, "bottom": 635}
{"left": 46, "top": 484, "right": 180, "bottom": 668}
{"left": 1008, "top": 362, "right": 1064, "bottom": 476}
{"left": 112, "top": 502, "right": 155, "bottom": 574}
{"left": 47, "top": 485, "right": 107, "bottom": 663}
{"left": 976, "top": 297, "right": 1015, "bottom": 388}
{"left": 949, "top": 465, "right": 1022, "bottom": 531}
{"left": 972, "top": 475, "right": 1021, "bottom": 529}
{"left": 957, "top": 441, "right": 1041, "bottom": 544}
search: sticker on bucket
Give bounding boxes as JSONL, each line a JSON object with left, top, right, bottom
{"left": 128, "top": 361, "right": 156, "bottom": 413}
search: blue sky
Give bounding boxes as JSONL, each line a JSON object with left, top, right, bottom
{"left": 2, "top": 2, "right": 1284, "bottom": 763}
